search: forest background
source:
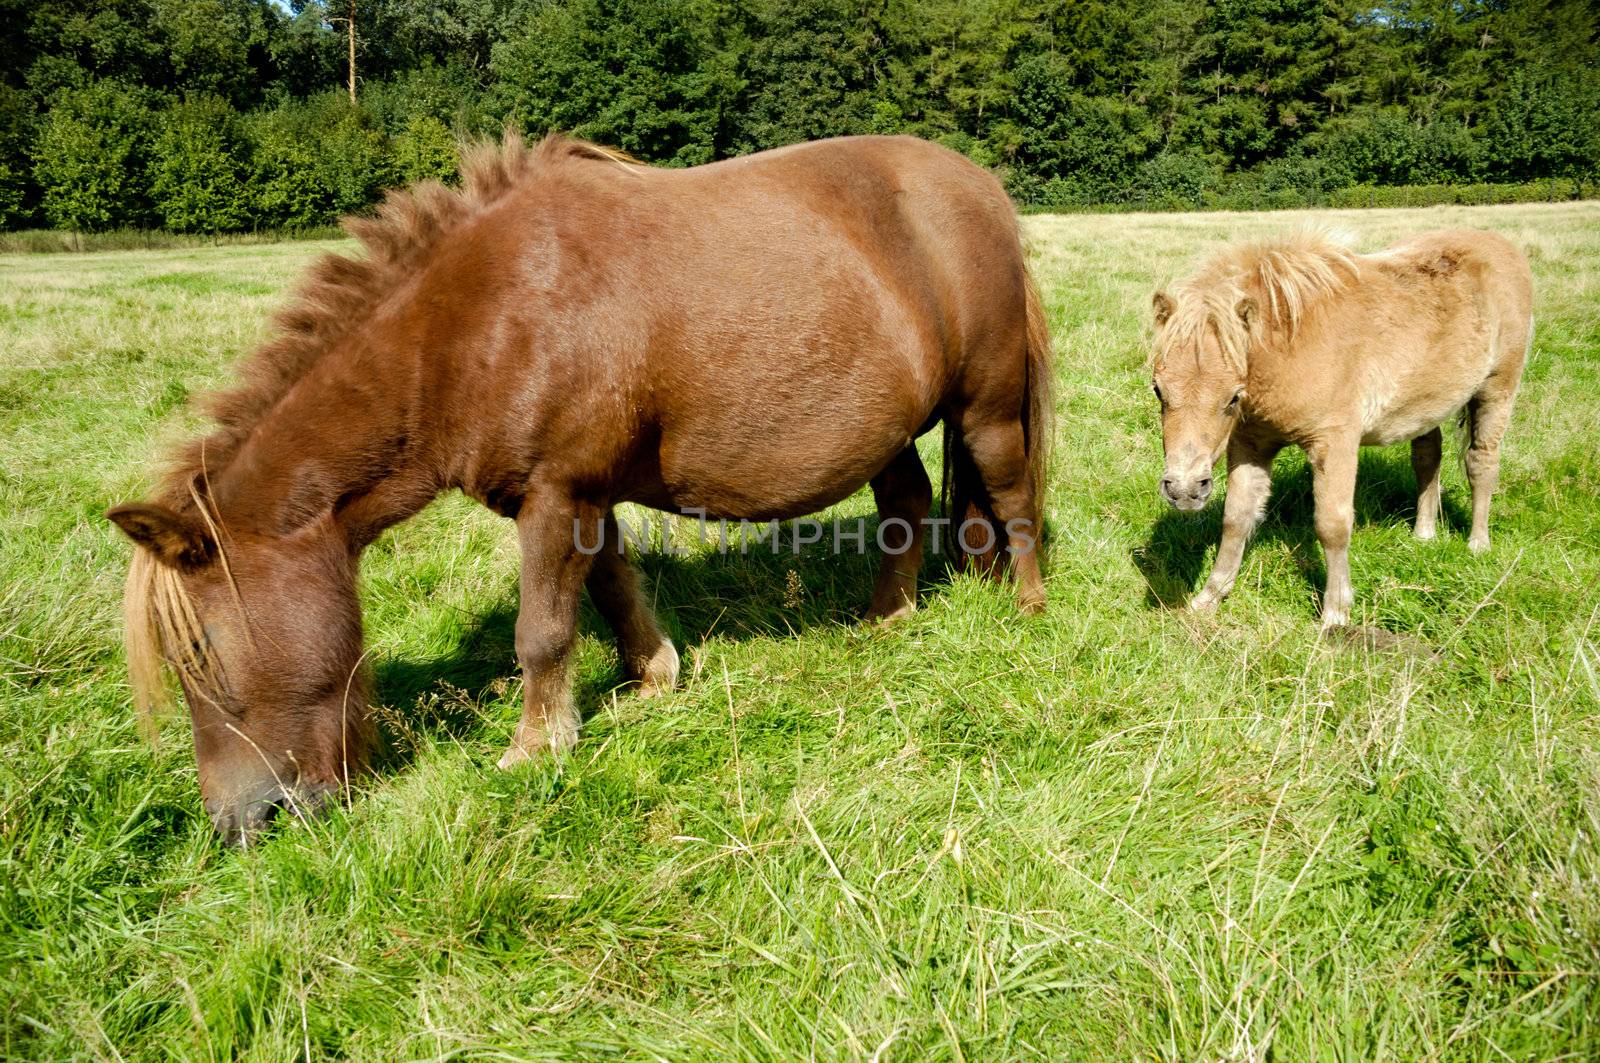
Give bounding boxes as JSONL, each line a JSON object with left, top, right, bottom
{"left": 1, "top": 0, "right": 1596, "bottom": 234}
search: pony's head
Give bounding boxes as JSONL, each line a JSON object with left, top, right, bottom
{"left": 1148, "top": 283, "right": 1254, "bottom": 510}
{"left": 108, "top": 494, "right": 368, "bottom": 845}
{"left": 1149, "top": 229, "right": 1357, "bottom": 510}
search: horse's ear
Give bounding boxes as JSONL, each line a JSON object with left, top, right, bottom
{"left": 1236, "top": 296, "right": 1258, "bottom": 330}
{"left": 1152, "top": 290, "right": 1174, "bottom": 326}
{"left": 107, "top": 503, "right": 216, "bottom": 571}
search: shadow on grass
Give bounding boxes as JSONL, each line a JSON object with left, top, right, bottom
{"left": 369, "top": 509, "right": 1053, "bottom": 770}
{"left": 1132, "top": 444, "right": 1471, "bottom": 609}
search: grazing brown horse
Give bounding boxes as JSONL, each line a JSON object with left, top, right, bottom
{"left": 1150, "top": 228, "right": 1532, "bottom": 628}
{"left": 107, "top": 133, "right": 1053, "bottom": 844}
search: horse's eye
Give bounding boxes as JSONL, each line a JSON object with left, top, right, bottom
{"left": 1226, "top": 391, "right": 1242, "bottom": 412}
{"left": 1152, "top": 383, "right": 1164, "bottom": 404}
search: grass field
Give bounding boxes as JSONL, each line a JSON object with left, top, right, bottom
{"left": 3, "top": 202, "right": 1599, "bottom": 1060}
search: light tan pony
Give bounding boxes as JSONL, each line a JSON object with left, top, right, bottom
{"left": 1150, "top": 228, "right": 1533, "bottom": 628}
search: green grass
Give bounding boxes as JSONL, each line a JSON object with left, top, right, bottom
{"left": 3, "top": 202, "right": 1599, "bottom": 1060}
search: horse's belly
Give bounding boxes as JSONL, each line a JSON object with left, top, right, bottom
{"left": 650, "top": 418, "right": 922, "bottom": 521}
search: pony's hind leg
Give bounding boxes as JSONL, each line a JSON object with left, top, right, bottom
{"left": 585, "top": 511, "right": 678, "bottom": 695}
{"left": 865, "top": 445, "right": 932, "bottom": 623}
{"left": 499, "top": 488, "right": 601, "bottom": 769}
{"left": 1411, "top": 427, "right": 1444, "bottom": 540}
{"left": 1464, "top": 382, "right": 1518, "bottom": 553}
{"left": 957, "top": 413, "right": 1045, "bottom": 614}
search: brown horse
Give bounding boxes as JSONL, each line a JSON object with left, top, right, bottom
{"left": 1150, "top": 228, "right": 1532, "bottom": 628}
{"left": 107, "top": 133, "right": 1053, "bottom": 844}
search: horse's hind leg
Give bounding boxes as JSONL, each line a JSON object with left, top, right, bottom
{"left": 1465, "top": 375, "right": 1519, "bottom": 553}
{"left": 499, "top": 488, "right": 600, "bottom": 769}
{"left": 957, "top": 412, "right": 1045, "bottom": 614}
{"left": 866, "top": 445, "right": 932, "bottom": 623}
{"left": 586, "top": 511, "right": 678, "bottom": 695}
{"left": 1411, "top": 427, "right": 1443, "bottom": 540}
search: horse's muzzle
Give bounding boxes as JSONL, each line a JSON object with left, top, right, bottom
{"left": 206, "top": 779, "right": 337, "bottom": 847}
{"left": 1161, "top": 474, "right": 1213, "bottom": 511}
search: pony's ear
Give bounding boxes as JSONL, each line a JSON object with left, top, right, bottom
{"left": 107, "top": 503, "right": 215, "bottom": 571}
{"left": 1236, "top": 296, "right": 1258, "bottom": 330}
{"left": 1152, "top": 290, "right": 1174, "bottom": 326}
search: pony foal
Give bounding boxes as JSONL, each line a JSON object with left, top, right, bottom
{"left": 1150, "top": 228, "right": 1532, "bottom": 628}
{"left": 107, "top": 133, "right": 1052, "bottom": 844}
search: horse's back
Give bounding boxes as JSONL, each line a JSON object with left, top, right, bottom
{"left": 513, "top": 137, "right": 1031, "bottom": 518}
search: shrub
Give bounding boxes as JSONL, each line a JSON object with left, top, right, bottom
{"left": 246, "top": 94, "right": 398, "bottom": 229}
{"left": 33, "top": 82, "right": 158, "bottom": 231}
{"left": 149, "top": 95, "right": 250, "bottom": 233}
{"left": 393, "top": 114, "right": 459, "bottom": 185}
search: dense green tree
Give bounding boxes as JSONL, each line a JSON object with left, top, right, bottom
{"left": 2, "top": 0, "right": 1597, "bottom": 230}
{"left": 150, "top": 94, "right": 251, "bottom": 232}
{"left": 33, "top": 81, "right": 157, "bottom": 230}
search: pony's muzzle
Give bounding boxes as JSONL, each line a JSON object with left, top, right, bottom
{"left": 206, "top": 779, "right": 337, "bottom": 847}
{"left": 1161, "top": 474, "right": 1213, "bottom": 511}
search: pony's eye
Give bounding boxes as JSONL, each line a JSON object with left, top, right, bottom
{"left": 1152, "top": 383, "right": 1164, "bottom": 404}
{"left": 1226, "top": 391, "right": 1242, "bottom": 412}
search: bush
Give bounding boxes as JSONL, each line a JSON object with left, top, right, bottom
{"left": 393, "top": 114, "right": 459, "bottom": 184}
{"left": 1129, "top": 152, "right": 1220, "bottom": 210}
{"left": 149, "top": 95, "right": 250, "bottom": 233}
{"left": 1311, "top": 110, "right": 1480, "bottom": 187}
{"left": 246, "top": 94, "right": 398, "bottom": 228}
{"left": 33, "top": 82, "right": 158, "bottom": 231}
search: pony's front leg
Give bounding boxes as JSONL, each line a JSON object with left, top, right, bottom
{"left": 498, "top": 489, "right": 602, "bottom": 769}
{"left": 1191, "top": 435, "right": 1280, "bottom": 612}
{"left": 1308, "top": 435, "right": 1360, "bottom": 629}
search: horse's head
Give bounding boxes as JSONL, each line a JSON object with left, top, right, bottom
{"left": 1148, "top": 287, "right": 1255, "bottom": 511}
{"left": 107, "top": 498, "right": 368, "bottom": 845}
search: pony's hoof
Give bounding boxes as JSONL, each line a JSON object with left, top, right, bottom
{"left": 497, "top": 717, "right": 579, "bottom": 769}
{"left": 1188, "top": 591, "right": 1219, "bottom": 613}
{"left": 1414, "top": 523, "right": 1437, "bottom": 541}
{"left": 1017, "top": 591, "right": 1046, "bottom": 616}
{"left": 1319, "top": 609, "right": 1350, "bottom": 632}
{"left": 638, "top": 639, "right": 680, "bottom": 698}
{"left": 1467, "top": 534, "right": 1490, "bottom": 554}
{"left": 864, "top": 602, "right": 916, "bottom": 625}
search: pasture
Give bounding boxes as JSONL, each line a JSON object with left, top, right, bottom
{"left": 3, "top": 202, "right": 1598, "bottom": 1059}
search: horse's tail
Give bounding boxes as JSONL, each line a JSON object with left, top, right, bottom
{"left": 1021, "top": 263, "right": 1054, "bottom": 507}
{"left": 941, "top": 264, "right": 1054, "bottom": 559}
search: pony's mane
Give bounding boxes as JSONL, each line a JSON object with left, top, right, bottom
{"left": 1158, "top": 227, "right": 1359, "bottom": 373}
{"left": 156, "top": 131, "right": 637, "bottom": 502}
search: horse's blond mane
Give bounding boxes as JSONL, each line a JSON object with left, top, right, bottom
{"left": 1158, "top": 227, "right": 1359, "bottom": 374}
{"left": 157, "top": 131, "right": 635, "bottom": 503}
{"left": 123, "top": 548, "right": 227, "bottom": 735}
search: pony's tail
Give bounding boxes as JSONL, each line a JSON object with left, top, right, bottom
{"left": 940, "top": 264, "right": 1054, "bottom": 569}
{"left": 1021, "top": 264, "right": 1054, "bottom": 504}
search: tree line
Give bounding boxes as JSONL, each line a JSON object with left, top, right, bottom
{"left": 1, "top": 0, "right": 1596, "bottom": 233}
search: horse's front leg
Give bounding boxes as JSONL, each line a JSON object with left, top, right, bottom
{"left": 498, "top": 487, "right": 602, "bottom": 769}
{"left": 1308, "top": 434, "right": 1360, "bottom": 629}
{"left": 1191, "top": 434, "right": 1280, "bottom": 612}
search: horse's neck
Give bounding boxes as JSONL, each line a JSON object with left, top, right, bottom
{"left": 210, "top": 342, "right": 439, "bottom": 548}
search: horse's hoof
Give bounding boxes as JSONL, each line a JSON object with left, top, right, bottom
{"left": 1468, "top": 534, "right": 1490, "bottom": 554}
{"left": 638, "top": 639, "right": 680, "bottom": 697}
{"left": 1188, "top": 591, "right": 1219, "bottom": 613}
{"left": 864, "top": 601, "right": 916, "bottom": 624}
{"left": 1414, "top": 524, "right": 1437, "bottom": 541}
{"left": 1319, "top": 610, "right": 1349, "bottom": 632}
{"left": 496, "top": 716, "right": 579, "bottom": 769}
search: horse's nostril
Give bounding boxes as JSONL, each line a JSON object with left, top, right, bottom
{"left": 1160, "top": 477, "right": 1176, "bottom": 496}
{"left": 1197, "top": 477, "right": 1213, "bottom": 495}
{"left": 207, "top": 781, "right": 339, "bottom": 846}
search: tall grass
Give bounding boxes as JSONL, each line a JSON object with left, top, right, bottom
{"left": 2, "top": 203, "right": 1597, "bottom": 1059}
